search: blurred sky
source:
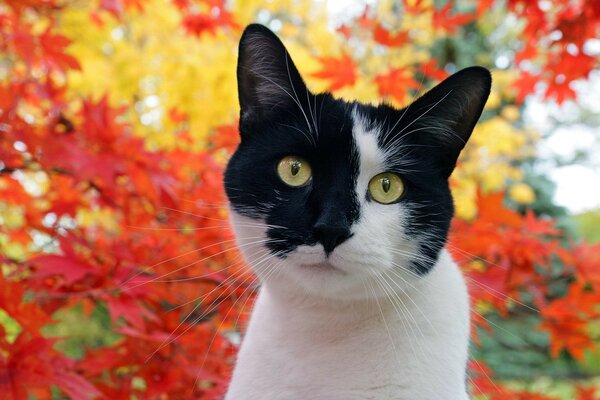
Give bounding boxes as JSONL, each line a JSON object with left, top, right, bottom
{"left": 526, "top": 71, "right": 600, "bottom": 214}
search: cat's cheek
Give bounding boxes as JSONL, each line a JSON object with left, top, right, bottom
{"left": 227, "top": 209, "right": 275, "bottom": 276}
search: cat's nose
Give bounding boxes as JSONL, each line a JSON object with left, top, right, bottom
{"left": 313, "top": 222, "right": 352, "bottom": 256}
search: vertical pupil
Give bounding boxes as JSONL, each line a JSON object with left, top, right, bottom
{"left": 381, "top": 176, "right": 391, "bottom": 193}
{"left": 291, "top": 161, "right": 301, "bottom": 176}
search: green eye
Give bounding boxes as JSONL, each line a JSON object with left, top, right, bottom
{"left": 368, "top": 172, "right": 405, "bottom": 204}
{"left": 277, "top": 156, "right": 312, "bottom": 187}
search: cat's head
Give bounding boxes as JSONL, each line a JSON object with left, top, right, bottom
{"left": 224, "top": 24, "right": 490, "bottom": 300}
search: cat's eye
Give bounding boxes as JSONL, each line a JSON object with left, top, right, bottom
{"left": 277, "top": 156, "right": 312, "bottom": 187}
{"left": 368, "top": 172, "right": 405, "bottom": 204}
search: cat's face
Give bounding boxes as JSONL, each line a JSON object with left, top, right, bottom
{"left": 224, "top": 24, "right": 490, "bottom": 300}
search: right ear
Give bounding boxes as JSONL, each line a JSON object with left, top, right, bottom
{"left": 237, "top": 24, "right": 311, "bottom": 127}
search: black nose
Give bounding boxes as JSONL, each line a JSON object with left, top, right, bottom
{"left": 313, "top": 222, "right": 352, "bottom": 255}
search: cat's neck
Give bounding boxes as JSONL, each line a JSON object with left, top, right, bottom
{"left": 226, "top": 249, "right": 471, "bottom": 400}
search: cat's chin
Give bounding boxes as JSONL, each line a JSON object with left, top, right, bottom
{"left": 257, "top": 258, "right": 371, "bottom": 301}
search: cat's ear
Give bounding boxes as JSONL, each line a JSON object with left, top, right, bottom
{"left": 402, "top": 66, "right": 491, "bottom": 177}
{"left": 237, "top": 24, "right": 309, "bottom": 126}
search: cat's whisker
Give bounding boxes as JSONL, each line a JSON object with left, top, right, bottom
{"left": 278, "top": 122, "right": 315, "bottom": 147}
{"left": 124, "top": 222, "right": 279, "bottom": 232}
{"left": 147, "top": 249, "right": 280, "bottom": 363}
{"left": 374, "top": 273, "right": 447, "bottom": 397}
{"left": 379, "top": 268, "right": 438, "bottom": 334}
{"left": 160, "top": 206, "right": 289, "bottom": 231}
{"left": 285, "top": 53, "right": 314, "bottom": 134}
{"left": 378, "top": 255, "right": 528, "bottom": 342}
{"left": 317, "top": 95, "right": 325, "bottom": 138}
{"left": 392, "top": 90, "right": 454, "bottom": 144}
{"left": 130, "top": 245, "right": 265, "bottom": 338}
{"left": 241, "top": 64, "right": 314, "bottom": 135}
{"left": 370, "top": 273, "right": 431, "bottom": 390}
{"left": 151, "top": 252, "right": 247, "bottom": 284}
{"left": 196, "top": 253, "right": 283, "bottom": 362}
{"left": 113, "top": 237, "right": 241, "bottom": 292}
{"left": 376, "top": 273, "right": 426, "bottom": 341}
{"left": 381, "top": 71, "right": 426, "bottom": 144}
{"left": 191, "top": 253, "right": 287, "bottom": 395}
{"left": 363, "top": 278, "right": 402, "bottom": 366}
{"left": 384, "top": 262, "right": 523, "bottom": 343}
{"left": 123, "top": 238, "right": 277, "bottom": 292}
{"left": 164, "top": 247, "right": 268, "bottom": 314}
{"left": 168, "top": 199, "right": 230, "bottom": 208}
{"left": 159, "top": 206, "right": 228, "bottom": 222}
{"left": 442, "top": 243, "right": 540, "bottom": 313}
{"left": 466, "top": 277, "right": 539, "bottom": 313}
{"left": 305, "top": 86, "right": 317, "bottom": 137}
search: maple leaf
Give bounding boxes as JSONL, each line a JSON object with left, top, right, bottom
{"left": 512, "top": 71, "right": 540, "bottom": 104}
{"left": 0, "top": 335, "right": 101, "bottom": 399}
{"left": 433, "top": 1, "right": 475, "bottom": 33}
{"left": 374, "top": 67, "right": 419, "bottom": 104}
{"left": 311, "top": 54, "right": 358, "bottom": 92}
{"left": 373, "top": 23, "right": 409, "bottom": 47}
{"left": 0, "top": 274, "right": 53, "bottom": 335}
{"left": 182, "top": 8, "right": 239, "bottom": 37}
{"left": 540, "top": 296, "right": 596, "bottom": 360}
{"left": 419, "top": 59, "right": 448, "bottom": 81}
{"left": 211, "top": 121, "right": 240, "bottom": 153}
{"left": 544, "top": 77, "right": 576, "bottom": 104}
{"left": 29, "top": 254, "right": 96, "bottom": 286}
{"left": 515, "top": 39, "right": 538, "bottom": 64}
{"left": 39, "top": 29, "right": 81, "bottom": 73}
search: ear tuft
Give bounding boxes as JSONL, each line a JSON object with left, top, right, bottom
{"left": 237, "top": 24, "right": 309, "bottom": 126}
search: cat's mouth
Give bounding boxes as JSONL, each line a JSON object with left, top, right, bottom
{"left": 299, "top": 261, "right": 345, "bottom": 274}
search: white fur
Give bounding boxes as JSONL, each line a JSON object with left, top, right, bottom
{"left": 225, "top": 113, "right": 470, "bottom": 399}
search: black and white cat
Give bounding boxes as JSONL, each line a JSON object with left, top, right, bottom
{"left": 224, "top": 24, "right": 491, "bottom": 400}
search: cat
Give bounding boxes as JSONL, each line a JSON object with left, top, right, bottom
{"left": 223, "top": 24, "right": 491, "bottom": 400}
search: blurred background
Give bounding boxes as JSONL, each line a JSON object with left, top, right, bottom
{"left": 0, "top": 0, "right": 598, "bottom": 399}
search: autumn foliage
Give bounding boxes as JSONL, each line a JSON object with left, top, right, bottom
{"left": 0, "top": 0, "right": 599, "bottom": 399}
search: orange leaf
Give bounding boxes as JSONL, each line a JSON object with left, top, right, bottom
{"left": 311, "top": 54, "right": 358, "bottom": 92}
{"left": 374, "top": 67, "right": 419, "bottom": 104}
{"left": 373, "top": 23, "right": 409, "bottom": 47}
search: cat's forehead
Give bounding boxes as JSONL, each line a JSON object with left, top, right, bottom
{"left": 351, "top": 108, "right": 386, "bottom": 178}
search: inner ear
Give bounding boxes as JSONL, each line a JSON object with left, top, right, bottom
{"left": 237, "top": 24, "right": 311, "bottom": 128}
{"left": 390, "top": 66, "right": 491, "bottom": 177}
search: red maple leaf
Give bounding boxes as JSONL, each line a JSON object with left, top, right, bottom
{"left": 515, "top": 39, "right": 538, "bottom": 64}
{"left": 0, "top": 334, "right": 101, "bottom": 400}
{"left": 182, "top": 8, "right": 239, "bottom": 37}
{"left": 374, "top": 67, "right": 419, "bottom": 104}
{"left": 512, "top": 71, "right": 540, "bottom": 104}
{"left": 419, "top": 59, "right": 448, "bottom": 81}
{"left": 311, "top": 54, "right": 358, "bottom": 92}
{"left": 373, "top": 23, "right": 409, "bottom": 47}
{"left": 433, "top": 1, "right": 475, "bottom": 33}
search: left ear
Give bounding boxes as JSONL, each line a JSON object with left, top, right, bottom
{"left": 237, "top": 24, "right": 311, "bottom": 130}
{"left": 399, "top": 66, "right": 491, "bottom": 177}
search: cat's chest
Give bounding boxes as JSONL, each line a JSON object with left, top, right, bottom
{"left": 226, "top": 288, "right": 456, "bottom": 400}
{"left": 225, "top": 258, "right": 471, "bottom": 400}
